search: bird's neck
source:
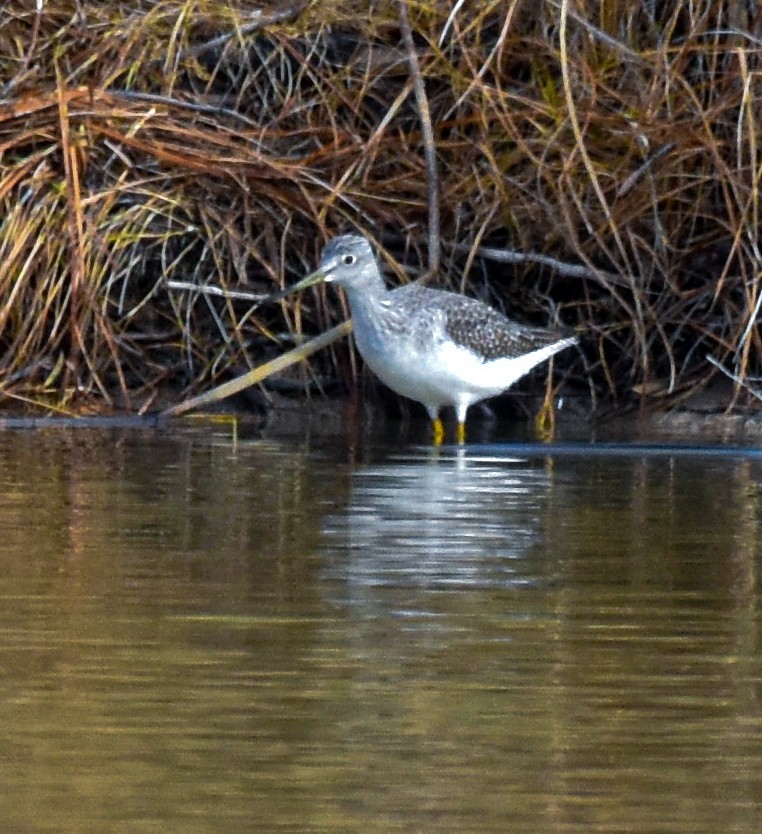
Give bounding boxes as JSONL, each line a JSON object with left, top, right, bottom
{"left": 341, "top": 270, "right": 389, "bottom": 321}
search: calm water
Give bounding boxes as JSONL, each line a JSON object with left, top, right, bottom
{"left": 0, "top": 424, "right": 760, "bottom": 833}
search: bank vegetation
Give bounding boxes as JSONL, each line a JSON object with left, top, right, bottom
{"left": 0, "top": 1, "right": 760, "bottom": 417}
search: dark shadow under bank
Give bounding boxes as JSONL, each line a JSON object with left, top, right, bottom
{"left": 1, "top": 393, "right": 762, "bottom": 451}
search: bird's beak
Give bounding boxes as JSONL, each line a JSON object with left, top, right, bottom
{"left": 266, "top": 268, "right": 325, "bottom": 304}
{"left": 290, "top": 268, "right": 326, "bottom": 292}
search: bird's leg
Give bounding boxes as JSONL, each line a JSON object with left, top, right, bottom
{"left": 456, "top": 421, "right": 466, "bottom": 444}
{"left": 432, "top": 417, "right": 445, "bottom": 445}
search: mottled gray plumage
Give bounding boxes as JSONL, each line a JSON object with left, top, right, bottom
{"left": 386, "top": 283, "right": 570, "bottom": 361}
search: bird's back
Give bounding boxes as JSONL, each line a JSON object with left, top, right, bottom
{"left": 387, "top": 283, "right": 572, "bottom": 363}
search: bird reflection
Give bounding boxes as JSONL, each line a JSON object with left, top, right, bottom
{"left": 318, "top": 447, "right": 559, "bottom": 608}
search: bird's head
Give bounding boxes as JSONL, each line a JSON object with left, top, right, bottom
{"left": 285, "top": 235, "right": 381, "bottom": 296}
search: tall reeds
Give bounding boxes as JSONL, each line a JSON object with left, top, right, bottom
{"left": 0, "top": 1, "right": 760, "bottom": 413}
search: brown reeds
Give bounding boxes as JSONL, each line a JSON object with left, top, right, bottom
{"left": 1, "top": 1, "right": 761, "bottom": 416}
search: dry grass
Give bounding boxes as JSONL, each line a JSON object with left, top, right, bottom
{"left": 1, "top": 1, "right": 761, "bottom": 415}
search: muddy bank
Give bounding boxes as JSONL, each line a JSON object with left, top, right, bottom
{"left": 3, "top": 381, "right": 761, "bottom": 448}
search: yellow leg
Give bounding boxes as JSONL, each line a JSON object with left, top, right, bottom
{"left": 432, "top": 417, "right": 445, "bottom": 445}
{"left": 456, "top": 421, "right": 466, "bottom": 445}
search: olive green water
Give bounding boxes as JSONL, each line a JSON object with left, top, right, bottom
{"left": 0, "top": 425, "right": 760, "bottom": 834}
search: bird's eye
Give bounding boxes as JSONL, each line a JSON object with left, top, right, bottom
{"left": 342, "top": 254, "right": 356, "bottom": 266}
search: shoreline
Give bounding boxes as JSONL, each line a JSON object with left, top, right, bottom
{"left": 1, "top": 388, "right": 761, "bottom": 445}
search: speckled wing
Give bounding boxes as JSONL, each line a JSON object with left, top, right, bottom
{"left": 442, "top": 295, "right": 572, "bottom": 360}
{"left": 384, "top": 283, "right": 572, "bottom": 362}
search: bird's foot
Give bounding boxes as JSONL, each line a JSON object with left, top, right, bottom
{"left": 432, "top": 417, "right": 445, "bottom": 446}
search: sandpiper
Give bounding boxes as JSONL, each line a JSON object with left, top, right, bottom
{"left": 288, "top": 235, "right": 576, "bottom": 443}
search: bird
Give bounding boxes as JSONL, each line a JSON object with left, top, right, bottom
{"left": 287, "top": 234, "right": 576, "bottom": 444}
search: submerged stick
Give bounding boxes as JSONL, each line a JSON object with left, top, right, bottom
{"left": 161, "top": 320, "right": 353, "bottom": 418}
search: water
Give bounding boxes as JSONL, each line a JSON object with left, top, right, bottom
{"left": 0, "top": 425, "right": 760, "bottom": 833}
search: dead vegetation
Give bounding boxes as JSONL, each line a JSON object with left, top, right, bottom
{"left": 1, "top": 1, "right": 761, "bottom": 416}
